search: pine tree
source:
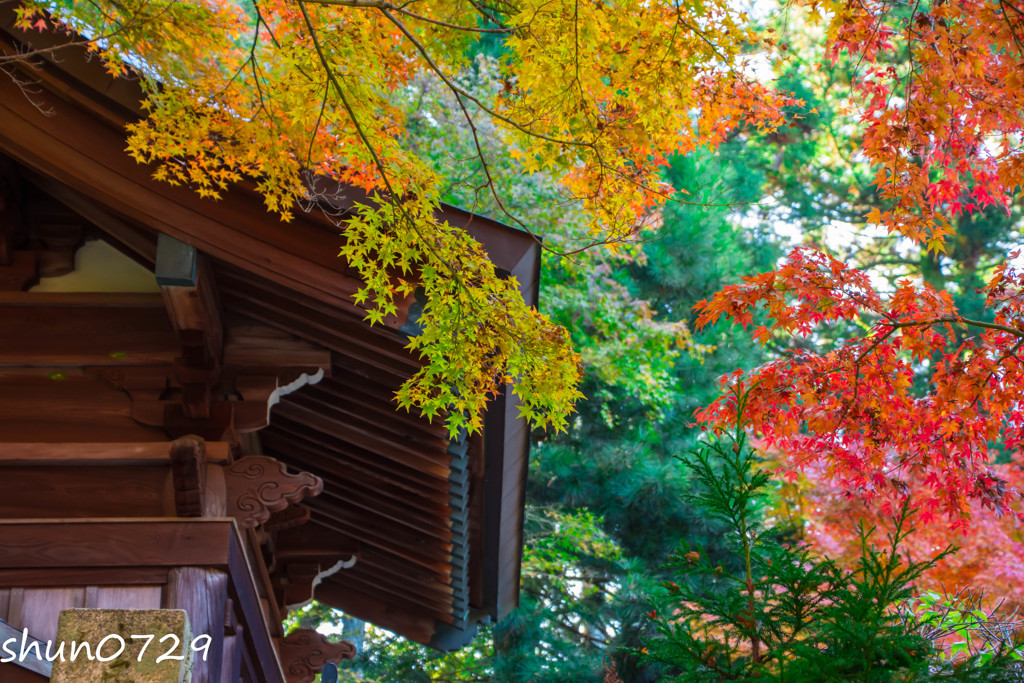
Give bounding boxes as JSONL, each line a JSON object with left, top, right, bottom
{"left": 644, "top": 387, "right": 1024, "bottom": 682}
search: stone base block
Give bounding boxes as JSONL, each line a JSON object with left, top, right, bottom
{"left": 50, "top": 608, "right": 193, "bottom": 683}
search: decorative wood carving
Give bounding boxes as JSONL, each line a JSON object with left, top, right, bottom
{"left": 169, "top": 436, "right": 207, "bottom": 517}
{"left": 232, "top": 368, "right": 326, "bottom": 432}
{"left": 71, "top": 318, "right": 329, "bottom": 439}
{"left": 277, "top": 630, "right": 355, "bottom": 683}
{"left": 85, "top": 362, "right": 325, "bottom": 437}
{"left": 225, "top": 456, "right": 323, "bottom": 529}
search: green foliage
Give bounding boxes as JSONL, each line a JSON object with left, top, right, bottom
{"left": 500, "top": 143, "right": 782, "bottom": 682}
{"left": 398, "top": 61, "right": 692, "bottom": 413}
{"left": 289, "top": 147, "right": 781, "bottom": 681}
{"left": 643, "top": 389, "right": 1024, "bottom": 682}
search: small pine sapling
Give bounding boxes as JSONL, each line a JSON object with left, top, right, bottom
{"left": 643, "top": 385, "right": 1024, "bottom": 682}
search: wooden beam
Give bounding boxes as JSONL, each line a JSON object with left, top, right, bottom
{"left": 0, "top": 302, "right": 178, "bottom": 366}
{"left": 0, "top": 519, "right": 235, "bottom": 569}
{"left": 0, "top": 466, "right": 167, "bottom": 519}
{"left": 160, "top": 247, "right": 223, "bottom": 362}
{"left": 223, "top": 325, "right": 330, "bottom": 374}
{"left": 0, "top": 375, "right": 167, "bottom": 443}
{"left": 0, "top": 568, "right": 169, "bottom": 587}
{"left": 0, "top": 442, "right": 231, "bottom": 466}
{"left": 0, "top": 292, "right": 163, "bottom": 306}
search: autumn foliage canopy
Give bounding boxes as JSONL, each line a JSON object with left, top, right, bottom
{"left": 695, "top": 0, "right": 1024, "bottom": 526}
{"left": 11, "top": 0, "right": 786, "bottom": 436}
{"left": 9, "top": 0, "right": 1024, "bottom": 530}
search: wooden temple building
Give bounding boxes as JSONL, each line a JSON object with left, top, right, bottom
{"left": 0, "top": 7, "right": 536, "bottom": 681}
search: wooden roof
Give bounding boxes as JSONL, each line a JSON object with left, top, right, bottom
{"left": 0, "top": 7, "right": 536, "bottom": 648}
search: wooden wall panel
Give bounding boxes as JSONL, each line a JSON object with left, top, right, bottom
{"left": 18, "top": 587, "right": 84, "bottom": 643}
{"left": 0, "top": 376, "right": 165, "bottom": 442}
{"left": 91, "top": 586, "right": 163, "bottom": 610}
{"left": 7, "top": 587, "right": 23, "bottom": 627}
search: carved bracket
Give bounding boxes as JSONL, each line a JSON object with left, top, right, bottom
{"left": 225, "top": 456, "right": 323, "bottom": 529}
{"left": 278, "top": 630, "right": 356, "bottom": 683}
{"left": 86, "top": 362, "right": 325, "bottom": 440}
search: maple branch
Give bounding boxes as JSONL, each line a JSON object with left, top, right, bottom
{"left": 886, "top": 317, "right": 1024, "bottom": 339}
{"left": 839, "top": 314, "right": 1023, "bottom": 434}
{"left": 305, "top": 81, "right": 330, "bottom": 166}
{"left": 0, "top": 57, "right": 54, "bottom": 117}
{"left": 998, "top": 0, "right": 1024, "bottom": 54}
{"left": 855, "top": 325, "right": 899, "bottom": 364}
{"left": 334, "top": 0, "right": 764, "bottom": 251}
{"left": 0, "top": 37, "right": 96, "bottom": 62}
{"left": 302, "top": 0, "right": 518, "bottom": 33}
{"left": 377, "top": 8, "right": 598, "bottom": 150}
{"left": 446, "top": 91, "right": 646, "bottom": 259}
{"left": 374, "top": 6, "right": 700, "bottom": 250}
{"left": 298, "top": 0, "right": 542, "bottom": 372}
{"left": 297, "top": 0, "right": 463, "bottom": 284}
{"left": 967, "top": 337, "right": 1024, "bottom": 413}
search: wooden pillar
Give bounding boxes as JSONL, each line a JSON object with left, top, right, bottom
{"left": 165, "top": 567, "right": 228, "bottom": 683}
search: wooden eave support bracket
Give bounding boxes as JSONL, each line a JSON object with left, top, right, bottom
{"left": 273, "top": 550, "right": 358, "bottom": 610}
{"left": 169, "top": 436, "right": 323, "bottom": 531}
{"left": 277, "top": 630, "right": 355, "bottom": 683}
{"left": 270, "top": 526, "right": 359, "bottom": 611}
{"left": 226, "top": 456, "right": 323, "bottom": 529}
{"left": 157, "top": 233, "right": 223, "bottom": 420}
